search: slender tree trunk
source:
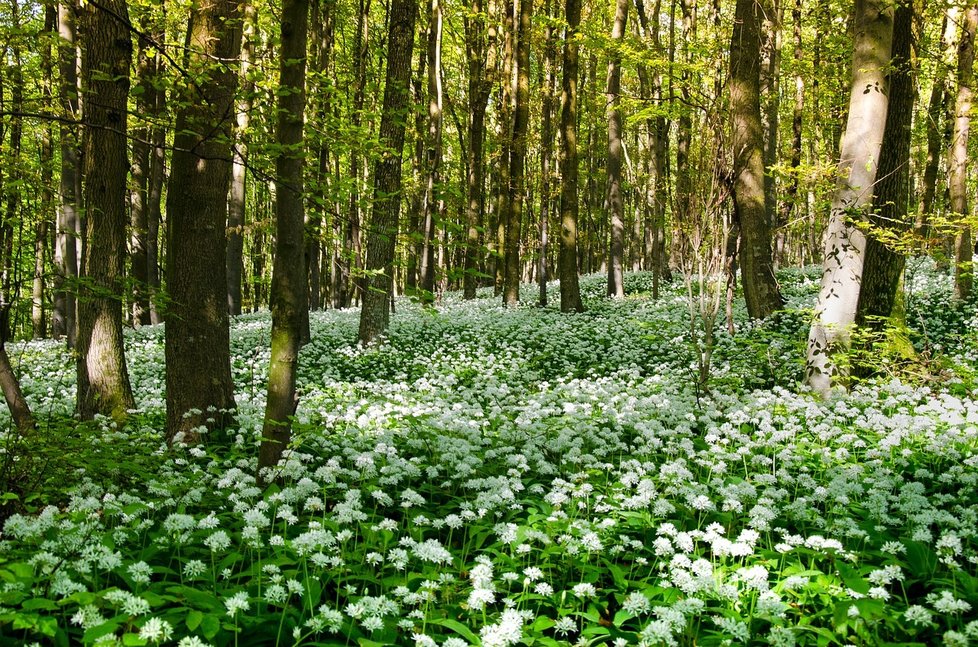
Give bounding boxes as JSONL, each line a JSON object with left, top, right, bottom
{"left": 780, "top": 0, "right": 803, "bottom": 264}
{"left": 227, "top": 1, "right": 257, "bottom": 316}
{"left": 419, "top": 0, "right": 443, "bottom": 304}
{"left": 558, "top": 0, "right": 584, "bottom": 312}
{"left": 259, "top": 0, "right": 309, "bottom": 476}
{"left": 539, "top": 0, "right": 556, "bottom": 306}
{"left": 951, "top": 6, "right": 977, "bottom": 301}
{"left": 344, "top": 0, "right": 371, "bottom": 308}
{"left": 495, "top": 0, "right": 515, "bottom": 298}
{"left": 35, "top": 3, "right": 57, "bottom": 339}
{"left": 357, "top": 0, "right": 418, "bottom": 343}
{"left": 856, "top": 2, "right": 914, "bottom": 327}
{"left": 503, "top": 0, "right": 530, "bottom": 306}
{"left": 917, "top": 46, "right": 946, "bottom": 243}
{"left": 1, "top": 1, "right": 23, "bottom": 313}
{"left": 306, "top": 0, "right": 333, "bottom": 312}
{"left": 76, "top": 0, "right": 136, "bottom": 420}
{"left": 730, "top": 0, "right": 783, "bottom": 319}
{"left": 606, "top": 0, "right": 628, "bottom": 299}
{"left": 805, "top": 0, "right": 893, "bottom": 396}
{"left": 463, "top": 0, "right": 491, "bottom": 299}
{"left": 165, "top": 0, "right": 242, "bottom": 442}
{"left": 54, "top": 1, "right": 80, "bottom": 346}
{"left": 144, "top": 15, "right": 166, "bottom": 326}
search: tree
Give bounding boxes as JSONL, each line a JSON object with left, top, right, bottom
{"left": 729, "top": 0, "right": 783, "bottom": 319}
{"left": 53, "top": 0, "right": 81, "bottom": 346}
{"left": 950, "top": 5, "right": 977, "bottom": 301}
{"left": 165, "top": 0, "right": 242, "bottom": 442}
{"left": 357, "top": 0, "right": 418, "bottom": 343}
{"left": 855, "top": 1, "right": 914, "bottom": 327}
{"left": 503, "top": 0, "right": 531, "bottom": 306}
{"left": 259, "top": 0, "right": 309, "bottom": 476}
{"left": 227, "top": 0, "right": 257, "bottom": 317}
{"left": 462, "top": 0, "right": 492, "bottom": 300}
{"left": 419, "top": 0, "right": 444, "bottom": 304}
{"left": 605, "top": 0, "right": 628, "bottom": 299}
{"left": 76, "top": 0, "right": 136, "bottom": 420}
{"left": 805, "top": 0, "right": 893, "bottom": 396}
{"left": 558, "top": 0, "right": 584, "bottom": 313}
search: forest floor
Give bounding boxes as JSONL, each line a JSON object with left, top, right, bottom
{"left": 1, "top": 260, "right": 977, "bottom": 646}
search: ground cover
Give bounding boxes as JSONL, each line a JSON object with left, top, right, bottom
{"left": 1, "top": 263, "right": 977, "bottom": 646}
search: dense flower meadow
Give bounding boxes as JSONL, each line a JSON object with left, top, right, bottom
{"left": 1, "top": 262, "right": 977, "bottom": 646}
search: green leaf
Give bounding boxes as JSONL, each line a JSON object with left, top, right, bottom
{"left": 122, "top": 632, "right": 149, "bottom": 646}
{"left": 200, "top": 614, "right": 221, "bottom": 640}
{"left": 430, "top": 618, "right": 479, "bottom": 644}
{"left": 20, "top": 598, "right": 57, "bottom": 611}
{"left": 186, "top": 609, "right": 204, "bottom": 631}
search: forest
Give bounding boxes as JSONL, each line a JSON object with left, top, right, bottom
{"left": 0, "top": 0, "right": 978, "bottom": 643}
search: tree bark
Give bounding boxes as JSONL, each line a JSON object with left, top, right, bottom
{"left": 165, "top": 0, "right": 242, "bottom": 442}
{"left": 605, "top": 0, "right": 628, "bottom": 299}
{"left": 558, "top": 0, "right": 584, "bottom": 312}
{"left": 855, "top": 1, "right": 914, "bottom": 327}
{"left": 805, "top": 0, "right": 893, "bottom": 396}
{"left": 259, "top": 0, "right": 309, "bottom": 477}
{"left": 76, "top": 0, "right": 136, "bottom": 420}
{"left": 357, "top": 0, "right": 418, "bottom": 343}
{"left": 729, "top": 0, "right": 783, "bottom": 319}
{"left": 951, "top": 5, "right": 977, "bottom": 301}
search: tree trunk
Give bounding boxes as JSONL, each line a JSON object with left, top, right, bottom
{"left": 227, "top": 0, "right": 257, "bottom": 316}
{"left": 259, "top": 0, "right": 309, "bottom": 477}
{"left": 165, "top": 0, "right": 242, "bottom": 442}
{"left": 76, "top": 0, "right": 136, "bottom": 421}
{"left": 855, "top": 1, "right": 914, "bottom": 327}
{"left": 54, "top": 0, "right": 81, "bottom": 346}
{"left": 504, "top": 0, "right": 530, "bottom": 306}
{"left": 419, "top": 0, "right": 443, "bottom": 304}
{"left": 729, "top": 0, "right": 783, "bottom": 319}
{"left": 539, "top": 0, "right": 556, "bottom": 307}
{"left": 558, "top": 0, "right": 584, "bottom": 312}
{"left": 463, "top": 0, "right": 492, "bottom": 299}
{"left": 951, "top": 6, "right": 977, "bottom": 301}
{"left": 805, "top": 0, "right": 893, "bottom": 396}
{"left": 605, "top": 0, "right": 628, "bottom": 299}
{"left": 357, "top": 0, "right": 418, "bottom": 343}
{"left": 35, "top": 3, "right": 56, "bottom": 339}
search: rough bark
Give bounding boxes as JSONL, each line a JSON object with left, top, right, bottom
{"left": 76, "top": 0, "right": 136, "bottom": 420}
{"left": 805, "top": 0, "right": 893, "bottom": 396}
{"left": 558, "top": 0, "right": 584, "bottom": 312}
{"left": 729, "top": 0, "right": 783, "bottom": 319}
{"left": 856, "top": 2, "right": 914, "bottom": 327}
{"left": 259, "top": 0, "right": 309, "bottom": 476}
{"left": 357, "top": 0, "right": 418, "bottom": 343}
{"left": 606, "top": 0, "right": 628, "bottom": 299}
{"left": 165, "top": 0, "right": 242, "bottom": 442}
{"left": 951, "top": 6, "right": 977, "bottom": 301}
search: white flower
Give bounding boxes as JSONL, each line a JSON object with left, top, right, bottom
{"left": 138, "top": 617, "right": 173, "bottom": 643}
{"left": 224, "top": 591, "right": 250, "bottom": 617}
{"left": 572, "top": 582, "right": 597, "bottom": 599}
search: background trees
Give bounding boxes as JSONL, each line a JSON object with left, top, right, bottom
{"left": 0, "top": 0, "right": 974, "bottom": 441}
